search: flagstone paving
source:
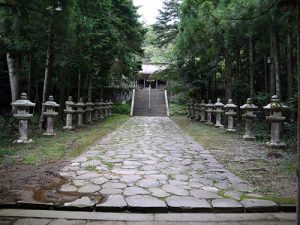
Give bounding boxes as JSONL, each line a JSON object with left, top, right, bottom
{"left": 57, "top": 117, "right": 283, "bottom": 212}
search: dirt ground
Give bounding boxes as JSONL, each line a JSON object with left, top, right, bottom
{"left": 0, "top": 161, "right": 69, "bottom": 204}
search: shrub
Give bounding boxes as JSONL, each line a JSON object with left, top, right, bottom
{"left": 112, "top": 102, "right": 131, "bottom": 115}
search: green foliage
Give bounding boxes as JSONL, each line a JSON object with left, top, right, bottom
{"left": 153, "top": 0, "right": 180, "bottom": 47}
{"left": 169, "top": 103, "right": 186, "bottom": 116}
{"left": 112, "top": 102, "right": 131, "bottom": 115}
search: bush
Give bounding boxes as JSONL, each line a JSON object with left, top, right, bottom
{"left": 112, "top": 102, "right": 131, "bottom": 115}
{"left": 169, "top": 103, "right": 187, "bottom": 116}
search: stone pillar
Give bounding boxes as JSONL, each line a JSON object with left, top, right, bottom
{"left": 94, "top": 99, "right": 99, "bottom": 121}
{"left": 104, "top": 100, "right": 109, "bottom": 118}
{"left": 190, "top": 99, "right": 195, "bottom": 119}
{"left": 76, "top": 98, "right": 85, "bottom": 127}
{"left": 264, "top": 95, "right": 287, "bottom": 148}
{"left": 42, "top": 95, "right": 59, "bottom": 136}
{"left": 224, "top": 99, "right": 237, "bottom": 132}
{"left": 85, "top": 99, "right": 94, "bottom": 123}
{"left": 99, "top": 99, "right": 105, "bottom": 119}
{"left": 205, "top": 100, "right": 214, "bottom": 126}
{"left": 194, "top": 101, "right": 200, "bottom": 121}
{"left": 108, "top": 100, "right": 113, "bottom": 116}
{"left": 200, "top": 100, "right": 206, "bottom": 122}
{"left": 11, "top": 93, "right": 36, "bottom": 143}
{"left": 186, "top": 101, "right": 191, "bottom": 118}
{"left": 214, "top": 98, "right": 224, "bottom": 128}
{"left": 63, "top": 96, "right": 76, "bottom": 130}
{"left": 240, "top": 98, "right": 258, "bottom": 141}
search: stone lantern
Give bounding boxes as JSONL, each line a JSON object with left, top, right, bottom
{"left": 263, "top": 95, "right": 287, "bottom": 148}
{"left": 214, "top": 98, "right": 224, "bottom": 128}
{"left": 108, "top": 100, "right": 113, "bottom": 116}
{"left": 224, "top": 99, "right": 237, "bottom": 132}
{"left": 85, "top": 98, "right": 94, "bottom": 123}
{"left": 205, "top": 100, "right": 214, "bottom": 126}
{"left": 190, "top": 99, "right": 195, "bottom": 119}
{"left": 63, "top": 96, "right": 76, "bottom": 130}
{"left": 42, "top": 96, "right": 59, "bottom": 136}
{"left": 199, "top": 100, "right": 206, "bottom": 122}
{"left": 186, "top": 101, "right": 191, "bottom": 118}
{"left": 11, "top": 93, "right": 36, "bottom": 143}
{"left": 93, "top": 99, "right": 100, "bottom": 121}
{"left": 99, "top": 99, "right": 105, "bottom": 119}
{"left": 240, "top": 98, "right": 258, "bottom": 141}
{"left": 76, "top": 98, "right": 85, "bottom": 127}
{"left": 104, "top": 100, "right": 109, "bottom": 118}
{"left": 194, "top": 101, "right": 200, "bottom": 121}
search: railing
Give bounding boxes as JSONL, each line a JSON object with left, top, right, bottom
{"left": 130, "top": 89, "right": 135, "bottom": 116}
{"left": 165, "top": 90, "right": 170, "bottom": 117}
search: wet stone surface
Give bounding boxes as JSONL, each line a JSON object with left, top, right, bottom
{"left": 57, "top": 117, "right": 279, "bottom": 212}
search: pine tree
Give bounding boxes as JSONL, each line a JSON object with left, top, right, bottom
{"left": 153, "top": 0, "right": 180, "bottom": 47}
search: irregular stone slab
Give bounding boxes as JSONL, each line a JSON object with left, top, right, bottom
{"left": 148, "top": 188, "right": 170, "bottom": 198}
{"left": 126, "top": 195, "right": 167, "bottom": 212}
{"left": 162, "top": 185, "right": 189, "bottom": 196}
{"left": 202, "top": 186, "right": 219, "bottom": 193}
{"left": 124, "top": 187, "right": 150, "bottom": 196}
{"left": 120, "top": 175, "right": 142, "bottom": 183}
{"left": 190, "top": 189, "right": 222, "bottom": 199}
{"left": 59, "top": 184, "right": 78, "bottom": 192}
{"left": 78, "top": 184, "right": 100, "bottom": 193}
{"left": 90, "top": 177, "right": 108, "bottom": 185}
{"left": 102, "top": 182, "right": 127, "bottom": 189}
{"left": 63, "top": 197, "right": 94, "bottom": 210}
{"left": 136, "top": 179, "right": 160, "bottom": 188}
{"left": 166, "top": 196, "right": 212, "bottom": 212}
{"left": 224, "top": 190, "right": 243, "bottom": 200}
{"left": 96, "top": 195, "right": 127, "bottom": 211}
{"left": 100, "top": 188, "right": 123, "bottom": 195}
{"left": 212, "top": 199, "right": 244, "bottom": 213}
{"left": 169, "top": 180, "right": 188, "bottom": 186}
{"left": 76, "top": 172, "right": 101, "bottom": 180}
{"left": 72, "top": 180, "right": 88, "bottom": 187}
{"left": 241, "top": 199, "right": 279, "bottom": 212}
{"left": 112, "top": 169, "right": 138, "bottom": 175}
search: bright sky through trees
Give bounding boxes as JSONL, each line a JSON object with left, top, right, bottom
{"left": 133, "top": 0, "right": 163, "bottom": 24}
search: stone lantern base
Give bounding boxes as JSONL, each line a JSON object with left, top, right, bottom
{"left": 227, "top": 128, "right": 236, "bottom": 132}
{"left": 266, "top": 141, "right": 287, "bottom": 149}
{"left": 42, "top": 131, "right": 56, "bottom": 136}
{"left": 242, "top": 135, "right": 256, "bottom": 141}
{"left": 63, "top": 126, "right": 75, "bottom": 131}
{"left": 13, "top": 139, "right": 34, "bottom": 144}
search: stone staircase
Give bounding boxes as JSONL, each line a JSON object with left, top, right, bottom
{"left": 133, "top": 89, "right": 167, "bottom": 116}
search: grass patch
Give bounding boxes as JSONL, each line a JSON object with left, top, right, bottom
{"left": 0, "top": 114, "right": 129, "bottom": 165}
{"left": 84, "top": 165, "right": 97, "bottom": 171}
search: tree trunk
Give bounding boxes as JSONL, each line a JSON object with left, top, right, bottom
{"left": 270, "top": 34, "right": 275, "bottom": 95}
{"left": 88, "top": 74, "right": 93, "bottom": 101}
{"left": 264, "top": 55, "right": 268, "bottom": 93}
{"left": 58, "top": 67, "right": 65, "bottom": 120}
{"left": 77, "top": 70, "right": 81, "bottom": 101}
{"left": 296, "top": 1, "right": 300, "bottom": 224}
{"left": 39, "top": 22, "right": 54, "bottom": 130}
{"left": 287, "top": 18, "right": 293, "bottom": 99}
{"left": 249, "top": 36, "right": 255, "bottom": 98}
{"left": 6, "top": 52, "right": 19, "bottom": 111}
{"left": 27, "top": 53, "right": 35, "bottom": 101}
{"left": 224, "top": 48, "right": 232, "bottom": 99}
{"left": 273, "top": 26, "right": 281, "bottom": 97}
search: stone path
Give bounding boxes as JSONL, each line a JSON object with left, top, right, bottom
{"left": 56, "top": 117, "right": 286, "bottom": 212}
